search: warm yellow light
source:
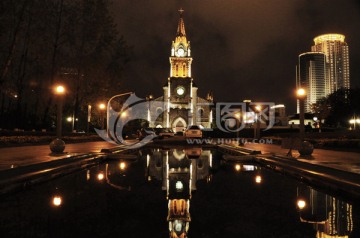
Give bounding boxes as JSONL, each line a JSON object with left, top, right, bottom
{"left": 350, "top": 119, "right": 360, "bottom": 124}
{"left": 235, "top": 112, "right": 241, "bottom": 119}
{"left": 97, "top": 172, "right": 104, "bottom": 181}
{"left": 255, "top": 175, "right": 262, "bottom": 184}
{"left": 119, "top": 162, "right": 126, "bottom": 170}
{"left": 255, "top": 105, "right": 262, "bottom": 112}
{"left": 99, "top": 103, "right": 106, "bottom": 110}
{"left": 235, "top": 164, "right": 241, "bottom": 171}
{"left": 52, "top": 196, "right": 62, "bottom": 206}
{"left": 297, "top": 199, "right": 306, "bottom": 210}
{"left": 66, "top": 117, "right": 72, "bottom": 122}
{"left": 55, "top": 85, "right": 65, "bottom": 95}
{"left": 314, "top": 34, "right": 345, "bottom": 44}
{"left": 297, "top": 88, "right": 306, "bottom": 98}
{"left": 121, "top": 111, "right": 127, "bottom": 117}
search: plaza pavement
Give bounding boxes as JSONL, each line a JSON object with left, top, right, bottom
{"left": 242, "top": 142, "right": 360, "bottom": 175}
{"left": 0, "top": 141, "right": 118, "bottom": 171}
{"left": 0, "top": 139, "right": 359, "bottom": 176}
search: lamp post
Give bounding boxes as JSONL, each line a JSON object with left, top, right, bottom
{"left": 87, "top": 105, "right": 91, "bottom": 133}
{"left": 107, "top": 92, "right": 133, "bottom": 137}
{"left": 55, "top": 85, "right": 65, "bottom": 138}
{"left": 296, "top": 88, "right": 306, "bottom": 140}
{"left": 349, "top": 116, "right": 360, "bottom": 130}
{"left": 99, "top": 103, "right": 106, "bottom": 130}
{"left": 254, "top": 105, "right": 262, "bottom": 139}
{"left": 146, "top": 94, "right": 153, "bottom": 127}
{"left": 235, "top": 112, "right": 241, "bottom": 139}
{"left": 50, "top": 85, "right": 66, "bottom": 153}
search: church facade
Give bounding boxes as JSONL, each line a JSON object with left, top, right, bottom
{"left": 152, "top": 9, "right": 213, "bottom": 132}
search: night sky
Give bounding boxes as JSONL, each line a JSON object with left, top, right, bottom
{"left": 112, "top": 0, "right": 360, "bottom": 114}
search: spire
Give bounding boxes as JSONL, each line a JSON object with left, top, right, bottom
{"left": 176, "top": 8, "right": 186, "bottom": 37}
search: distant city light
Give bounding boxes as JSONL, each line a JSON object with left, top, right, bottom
{"left": 255, "top": 175, "right": 262, "bottom": 184}
{"left": 67, "top": 117, "right": 72, "bottom": 122}
{"left": 55, "top": 85, "right": 65, "bottom": 95}
{"left": 119, "top": 162, "right": 126, "bottom": 170}
{"left": 235, "top": 164, "right": 241, "bottom": 171}
{"left": 98, "top": 103, "right": 106, "bottom": 110}
{"left": 97, "top": 172, "right": 105, "bottom": 181}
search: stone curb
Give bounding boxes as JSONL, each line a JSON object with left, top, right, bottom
{"left": 0, "top": 153, "right": 105, "bottom": 195}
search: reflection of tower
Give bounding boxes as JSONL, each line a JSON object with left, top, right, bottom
{"left": 145, "top": 146, "right": 213, "bottom": 238}
{"left": 297, "top": 187, "right": 353, "bottom": 237}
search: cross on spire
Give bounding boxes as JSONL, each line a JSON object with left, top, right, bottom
{"left": 176, "top": 8, "right": 186, "bottom": 37}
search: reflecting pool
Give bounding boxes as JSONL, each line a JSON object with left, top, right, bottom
{"left": 0, "top": 146, "right": 359, "bottom": 237}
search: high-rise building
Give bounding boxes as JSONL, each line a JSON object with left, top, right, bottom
{"left": 296, "top": 52, "right": 327, "bottom": 112}
{"left": 311, "top": 34, "right": 350, "bottom": 92}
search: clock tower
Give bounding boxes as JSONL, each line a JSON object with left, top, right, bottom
{"left": 154, "top": 9, "right": 213, "bottom": 132}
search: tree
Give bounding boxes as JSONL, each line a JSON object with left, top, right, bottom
{"left": 309, "top": 98, "right": 331, "bottom": 131}
{"left": 322, "top": 88, "right": 360, "bottom": 127}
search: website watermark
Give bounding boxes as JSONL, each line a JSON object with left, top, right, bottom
{"left": 95, "top": 93, "right": 276, "bottom": 148}
{"left": 186, "top": 138, "right": 274, "bottom": 145}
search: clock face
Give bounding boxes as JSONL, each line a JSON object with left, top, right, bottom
{"left": 176, "top": 86, "right": 185, "bottom": 96}
{"left": 177, "top": 48, "right": 185, "bottom": 57}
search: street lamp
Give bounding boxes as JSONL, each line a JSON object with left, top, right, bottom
{"left": 146, "top": 94, "right": 153, "bottom": 127}
{"left": 349, "top": 117, "right": 360, "bottom": 130}
{"left": 54, "top": 85, "right": 66, "bottom": 138}
{"left": 296, "top": 88, "right": 306, "bottom": 140}
{"left": 235, "top": 112, "right": 241, "bottom": 140}
{"left": 99, "top": 103, "right": 106, "bottom": 130}
{"left": 107, "top": 92, "right": 133, "bottom": 138}
{"left": 87, "top": 105, "right": 91, "bottom": 133}
{"left": 49, "top": 85, "right": 67, "bottom": 153}
{"left": 254, "top": 105, "right": 262, "bottom": 139}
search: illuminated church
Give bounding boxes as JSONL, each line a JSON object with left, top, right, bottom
{"left": 152, "top": 9, "right": 213, "bottom": 132}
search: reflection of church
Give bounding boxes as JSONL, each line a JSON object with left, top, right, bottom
{"left": 152, "top": 9, "right": 213, "bottom": 132}
{"left": 145, "top": 147, "right": 213, "bottom": 238}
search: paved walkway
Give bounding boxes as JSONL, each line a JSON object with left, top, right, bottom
{"left": 0, "top": 141, "right": 118, "bottom": 171}
{"left": 242, "top": 143, "right": 360, "bottom": 174}
{"left": 1, "top": 139, "right": 359, "bottom": 176}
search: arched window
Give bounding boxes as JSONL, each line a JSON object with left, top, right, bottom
{"left": 198, "top": 108, "right": 204, "bottom": 118}
{"left": 183, "top": 64, "right": 186, "bottom": 77}
{"left": 175, "top": 64, "right": 179, "bottom": 76}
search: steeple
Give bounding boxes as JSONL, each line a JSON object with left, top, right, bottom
{"left": 176, "top": 8, "right": 186, "bottom": 37}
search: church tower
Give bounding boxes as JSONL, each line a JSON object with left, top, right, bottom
{"left": 163, "top": 9, "right": 198, "bottom": 131}
{"left": 155, "top": 9, "right": 212, "bottom": 132}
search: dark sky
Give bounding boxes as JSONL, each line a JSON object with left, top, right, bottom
{"left": 112, "top": 0, "right": 360, "bottom": 114}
